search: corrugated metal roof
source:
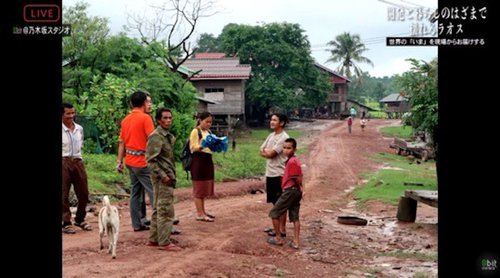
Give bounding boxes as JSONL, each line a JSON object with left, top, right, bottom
{"left": 347, "top": 98, "right": 378, "bottom": 111}
{"left": 379, "top": 93, "right": 408, "bottom": 102}
{"left": 314, "top": 62, "right": 351, "bottom": 82}
{"left": 165, "top": 60, "right": 196, "bottom": 76}
{"left": 183, "top": 58, "right": 251, "bottom": 80}
{"left": 195, "top": 95, "right": 218, "bottom": 104}
{"left": 177, "top": 64, "right": 196, "bottom": 76}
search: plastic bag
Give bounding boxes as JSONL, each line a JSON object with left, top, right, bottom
{"left": 201, "top": 134, "right": 228, "bottom": 153}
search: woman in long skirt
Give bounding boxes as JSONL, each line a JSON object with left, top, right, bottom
{"left": 189, "top": 112, "right": 216, "bottom": 222}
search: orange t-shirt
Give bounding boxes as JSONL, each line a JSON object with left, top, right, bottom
{"left": 119, "top": 109, "right": 155, "bottom": 167}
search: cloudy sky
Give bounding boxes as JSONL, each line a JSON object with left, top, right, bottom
{"left": 64, "top": 0, "right": 438, "bottom": 77}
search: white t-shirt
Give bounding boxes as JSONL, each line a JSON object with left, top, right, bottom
{"left": 260, "top": 131, "right": 289, "bottom": 177}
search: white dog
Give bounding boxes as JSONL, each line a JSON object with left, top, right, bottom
{"left": 98, "top": 195, "right": 120, "bottom": 259}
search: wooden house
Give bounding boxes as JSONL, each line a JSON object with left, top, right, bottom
{"left": 195, "top": 95, "right": 218, "bottom": 113}
{"left": 183, "top": 53, "right": 251, "bottom": 133}
{"left": 346, "top": 98, "right": 377, "bottom": 119}
{"left": 380, "top": 93, "right": 409, "bottom": 118}
{"left": 314, "top": 63, "right": 351, "bottom": 118}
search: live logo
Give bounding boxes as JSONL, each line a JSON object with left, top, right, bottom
{"left": 24, "top": 4, "right": 60, "bottom": 23}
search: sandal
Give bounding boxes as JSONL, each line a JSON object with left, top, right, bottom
{"left": 62, "top": 225, "right": 76, "bottom": 234}
{"left": 267, "top": 236, "right": 283, "bottom": 246}
{"left": 263, "top": 227, "right": 273, "bottom": 233}
{"left": 146, "top": 241, "right": 159, "bottom": 247}
{"left": 74, "top": 221, "right": 93, "bottom": 231}
{"left": 267, "top": 231, "right": 286, "bottom": 237}
{"left": 158, "top": 243, "right": 182, "bottom": 251}
{"left": 171, "top": 228, "right": 182, "bottom": 235}
{"left": 288, "top": 240, "right": 299, "bottom": 249}
{"left": 195, "top": 216, "right": 214, "bottom": 222}
{"left": 206, "top": 213, "right": 215, "bottom": 219}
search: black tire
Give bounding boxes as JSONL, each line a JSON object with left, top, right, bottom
{"left": 337, "top": 216, "right": 368, "bottom": 226}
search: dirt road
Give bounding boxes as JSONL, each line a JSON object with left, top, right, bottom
{"left": 63, "top": 119, "right": 437, "bottom": 277}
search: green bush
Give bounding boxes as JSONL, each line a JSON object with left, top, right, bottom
{"left": 85, "top": 128, "right": 303, "bottom": 192}
{"left": 82, "top": 138, "right": 101, "bottom": 154}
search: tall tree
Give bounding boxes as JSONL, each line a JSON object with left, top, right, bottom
{"left": 325, "top": 32, "right": 374, "bottom": 79}
{"left": 374, "top": 82, "right": 385, "bottom": 100}
{"left": 219, "top": 23, "right": 331, "bottom": 117}
{"left": 126, "top": 0, "right": 218, "bottom": 72}
{"left": 93, "top": 35, "right": 198, "bottom": 113}
{"left": 195, "top": 33, "right": 223, "bottom": 53}
{"left": 62, "top": 3, "right": 198, "bottom": 154}
{"left": 396, "top": 58, "right": 438, "bottom": 150}
{"left": 63, "top": 1, "right": 110, "bottom": 98}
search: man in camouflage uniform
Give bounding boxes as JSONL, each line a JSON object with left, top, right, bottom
{"left": 145, "top": 108, "right": 182, "bottom": 251}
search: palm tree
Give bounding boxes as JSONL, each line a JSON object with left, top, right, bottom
{"left": 325, "top": 32, "right": 374, "bottom": 79}
{"left": 408, "top": 57, "right": 437, "bottom": 81}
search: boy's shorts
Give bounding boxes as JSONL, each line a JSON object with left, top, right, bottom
{"left": 266, "top": 176, "right": 282, "bottom": 204}
{"left": 269, "top": 187, "right": 302, "bottom": 222}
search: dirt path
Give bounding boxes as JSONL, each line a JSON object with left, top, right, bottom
{"left": 63, "top": 119, "right": 437, "bottom": 277}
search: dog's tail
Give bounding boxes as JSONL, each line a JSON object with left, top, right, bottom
{"left": 103, "top": 195, "right": 112, "bottom": 217}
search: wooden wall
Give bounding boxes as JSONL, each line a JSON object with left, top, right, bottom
{"left": 192, "top": 80, "right": 246, "bottom": 115}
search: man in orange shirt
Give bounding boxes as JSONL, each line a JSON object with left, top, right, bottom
{"left": 117, "top": 90, "right": 156, "bottom": 231}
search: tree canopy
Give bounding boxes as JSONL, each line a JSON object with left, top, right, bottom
{"left": 396, "top": 58, "right": 438, "bottom": 150}
{"left": 349, "top": 72, "right": 401, "bottom": 104}
{"left": 216, "top": 22, "right": 331, "bottom": 115}
{"left": 196, "top": 33, "right": 223, "bottom": 53}
{"left": 63, "top": 2, "right": 197, "bottom": 154}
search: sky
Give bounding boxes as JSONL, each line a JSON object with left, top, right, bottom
{"left": 63, "top": 0, "right": 438, "bottom": 78}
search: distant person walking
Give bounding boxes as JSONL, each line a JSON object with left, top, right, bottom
{"left": 350, "top": 107, "right": 357, "bottom": 119}
{"left": 360, "top": 119, "right": 367, "bottom": 132}
{"left": 347, "top": 116, "right": 353, "bottom": 134}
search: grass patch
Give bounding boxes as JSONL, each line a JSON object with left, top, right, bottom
{"left": 363, "top": 100, "right": 388, "bottom": 119}
{"left": 84, "top": 154, "right": 130, "bottom": 193}
{"left": 365, "top": 267, "right": 383, "bottom": 276}
{"left": 354, "top": 152, "right": 437, "bottom": 206}
{"left": 413, "top": 271, "right": 435, "bottom": 278}
{"left": 380, "top": 125, "right": 413, "bottom": 139}
{"left": 241, "top": 128, "right": 302, "bottom": 144}
{"left": 380, "top": 250, "right": 437, "bottom": 262}
{"left": 369, "top": 111, "right": 389, "bottom": 119}
{"left": 85, "top": 128, "right": 303, "bottom": 193}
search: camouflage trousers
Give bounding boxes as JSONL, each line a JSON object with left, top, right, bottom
{"left": 149, "top": 179, "right": 175, "bottom": 245}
